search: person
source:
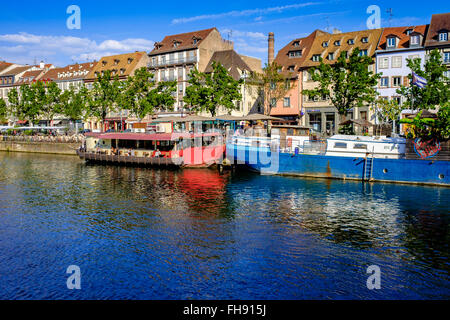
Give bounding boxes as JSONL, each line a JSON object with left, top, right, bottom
{"left": 155, "top": 149, "right": 161, "bottom": 157}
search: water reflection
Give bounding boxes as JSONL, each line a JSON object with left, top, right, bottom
{"left": 0, "top": 152, "right": 448, "bottom": 299}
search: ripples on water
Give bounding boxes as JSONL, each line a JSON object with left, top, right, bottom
{"left": 0, "top": 152, "right": 448, "bottom": 299}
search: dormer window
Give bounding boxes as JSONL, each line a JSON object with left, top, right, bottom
{"left": 128, "top": 58, "right": 133, "bottom": 64}
{"left": 439, "top": 32, "right": 448, "bottom": 42}
{"left": 410, "top": 35, "right": 420, "bottom": 46}
{"left": 289, "top": 50, "right": 302, "bottom": 58}
{"left": 120, "top": 69, "right": 125, "bottom": 75}
{"left": 359, "top": 49, "right": 368, "bottom": 57}
{"left": 288, "top": 65, "right": 295, "bottom": 72}
{"left": 114, "top": 59, "right": 120, "bottom": 66}
{"left": 406, "top": 29, "right": 412, "bottom": 35}
{"left": 387, "top": 37, "right": 396, "bottom": 48}
{"left": 334, "top": 40, "right": 341, "bottom": 46}
{"left": 312, "top": 54, "right": 321, "bottom": 62}
{"left": 362, "top": 37, "right": 369, "bottom": 43}
{"left": 328, "top": 52, "right": 334, "bottom": 60}
{"left": 102, "top": 61, "right": 107, "bottom": 67}
{"left": 348, "top": 39, "right": 355, "bottom": 45}
{"left": 322, "top": 41, "right": 329, "bottom": 48}
{"left": 293, "top": 41, "right": 300, "bottom": 47}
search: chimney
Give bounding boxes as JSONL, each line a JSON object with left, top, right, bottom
{"left": 268, "top": 32, "right": 275, "bottom": 65}
{"left": 40, "top": 61, "right": 45, "bottom": 69}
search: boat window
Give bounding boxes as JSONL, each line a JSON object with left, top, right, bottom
{"left": 353, "top": 143, "right": 367, "bottom": 150}
{"left": 334, "top": 142, "right": 347, "bottom": 149}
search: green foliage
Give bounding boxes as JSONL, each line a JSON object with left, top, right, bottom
{"left": 249, "top": 62, "right": 291, "bottom": 115}
{"left": 119, "top": 67, "right": 176, "bottom": 121}
{"left": 184, "top": 61, "right": 242, "bottom": 117}
{"left": 400, "top": 103, "right": 450, "bottom": 141}
{"left": 86, "top": 70, "right": 121, "bottom": 125}
{"left": 396, "top": 49, "right": 450, "bottom": 110}
{"left": 0, "top": 98, "right": 7, "bottom": 123}
{"left": 338, "top": 123, "right": 355, "bottom": 135}
{"left": 43, "top": 81, "right": 62, "bottom": 123}
{"left": 303, "top": 48, "right": 380, "bottom": 118}
{"left": 373, "top": 98, "right": 403, "bottom": 124}
{"left": 60, "top": 85, "right": 89, "bottom": 122}
{"left": 397, "top": 50, "right": 450, "bottom": 141}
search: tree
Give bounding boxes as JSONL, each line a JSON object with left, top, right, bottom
{"left": 86, "top": 70, "right": 121, "bottom": 131}
{"left": 250, "top": 62, "right": 291, "bottom": 115}
{"left": 19, "top": 84, "right": 40, "bottom": 125}
{"left": 303, "top": 48, "right": 380, "bottom": 125}
{"left": 397, "top": 49, "right": 450, "bottom": 141}
{"left": 0, "top": 98, "right": 7, "bottom": 123}
{"left": 184, "top": 62, "right": 242, "bottom": 117}
{"left": 7, "top": 87, "right": 20, "bottom": 120}
{"left": 43, "top": 81, "right": 62, "bottom": 125}
{"left": 119, "top": 67, "right": 176, "bottom": 122}
{"left": 60, "top": 85, "right": 90, "bottom": 132}
{"left": 372, "top": 98, "right": 403, "bottom": 134}
{"left": 396, "top": 49, "right": 449, "bottom": 110}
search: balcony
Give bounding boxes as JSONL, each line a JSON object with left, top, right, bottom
{"left": 149, "top": 56, "right": 197, "bottom": 68}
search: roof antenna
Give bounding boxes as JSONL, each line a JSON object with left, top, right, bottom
{"left": 227, "top": 30, "right": 233, "bottom": 41}
{"left": 386, "top": 8, "right": 393, "bottom": 27}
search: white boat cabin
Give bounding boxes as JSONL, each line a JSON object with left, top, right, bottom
{"left": 325, "top": 135, "right": 406, "bottom": 159}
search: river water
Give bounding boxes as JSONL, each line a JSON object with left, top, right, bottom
{"left": 0, "top": 152, "right": 448, "bottom": 300}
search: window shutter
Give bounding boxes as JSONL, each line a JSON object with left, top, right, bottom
{"left": 403, "top": 76, "right": 409, "bottom": 87}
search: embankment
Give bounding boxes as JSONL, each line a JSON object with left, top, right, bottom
{"left": 0, "top": 140, "right": 79, "bottom": 156}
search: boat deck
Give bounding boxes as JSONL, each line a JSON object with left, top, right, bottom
{"left": 77, "top": 150, "right": 183, "bottom": 166}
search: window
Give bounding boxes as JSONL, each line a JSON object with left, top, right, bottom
{"left": 288, "top": 66, "right": 295, "bottom": 72}
{"left": 380, "top": 77, "right": 389, "bottom": 87}
{"left": 354, "top": 144, "right": 367, "bottom": 150}
{"left": 387, "top": 37, "right": 396, "bottom": 47}
{"left": 379, "top": 57, "right": 389, "bottom": 69}
{"left": 348, "top": 39, "right": 354, "bottom": 45}
{"left": 393, "top": 96, "right": 401, "bottom": 105}
{"left": 359, "top": 49, "right": 368, "bottom": 56}
{"left": 102, "top": 61, "right": 107, "bottom": 67}
{"left": 410, "top": 35, "right": 420, "bottom": 45}
{"left": 443, "top": 70, "right": 450, "bottom": 80}
{"left": 283, "top": 97, "right": 291, "bottom": 107}
{"left": 408, "top": 54, "right": 419, "bottom": 61}
{"left": 406, "top": 29, "right": 412, "bottom": 35}
{"left": 334, "top": 40, "right": 341, "bottom": 46}
{"left": 362, "top": 37, "right": 369, "bottom": 43}
{"left": 392, "top": 77, "right": 401, "bottom": 87}
{"left": 312, "top": 54, "right": 321, "bottom": 62}
{"left": 444, "top": 52, "right": 450, "bottom": 63}
{"left": 178, "top": 83, "right": 183, "bottom": 93}
{"left": 334, "top": 142, "right": 347, "bottom": 149}
{"left": 128, "top": 58, "right": 133, "bottom": 64}
{"left": 328, "top": 52, "right": 334, "bottom": 60}
{"left": 289, "top": 50, "right": 302, "bottom": 58}
{"left": 392, "top": 56, "right": 402, "bottom": 68}
{"left": 277, "top": 67, "right": 282, "bottom": 73}
{"left": 193, "top": 38, "right": 198, "bottom": 45}
{"left": 439, "top": 32, "right": 448, "bottom": 42}
{"left": 322, "top": 41, "right": 328, "bottom": 47}
{"left": 114, "top": 59, "right": 119, "bottom": 66}
{"left": 293, "top": 41, "right": 300, "bottom": 47}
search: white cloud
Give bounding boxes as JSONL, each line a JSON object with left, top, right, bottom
{"left": 172, "top": 2, "right": 322, "bottom": 24}
{"left": 0, "top": 32, "right": 154, "bottom": 66}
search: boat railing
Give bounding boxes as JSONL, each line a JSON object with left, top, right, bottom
{"left": 302, "top": 140, "right": 327, "bottom": 154}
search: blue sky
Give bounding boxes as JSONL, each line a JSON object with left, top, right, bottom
{"left": 1, "top": 0, "right": 448, "bottom": 66}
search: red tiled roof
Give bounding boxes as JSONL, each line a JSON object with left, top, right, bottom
{"left": 377, "top": 25, "right": 428, "bottom": 50}
{"left": 425, "top": 13, "right": 450, "bottom": 47}
{"left": 45, "top": 61, "right": 97, "bottom": 81}
{"left": 274, "top": 30, "right": 328, "bottom": 77}
{"left": 0, "top": 62, "right": 14, "bottom": 74}
{"left": 149, "top": 28, "right": 217, "bottom": 55}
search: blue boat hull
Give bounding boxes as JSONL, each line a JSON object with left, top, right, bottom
{"left": 226, "top": 144, "right": 450, "bottom": 186}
